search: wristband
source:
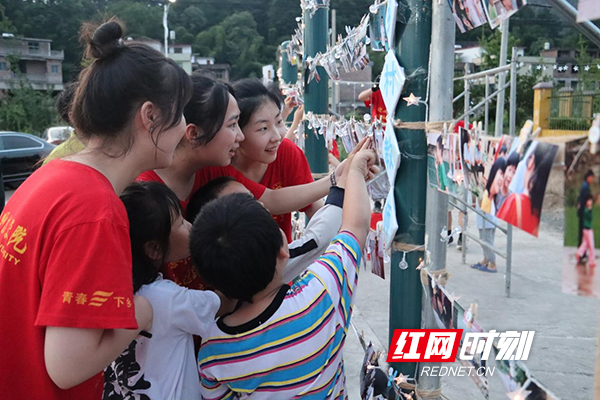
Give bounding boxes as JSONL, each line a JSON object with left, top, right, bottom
{"left": 325, "top": 186, "right": 345, "bottom": 208}
{"left": 330, "top": 172, "right": 337, "bottom": 187}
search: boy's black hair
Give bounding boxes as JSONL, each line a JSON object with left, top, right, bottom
{"left": 187, "top": 176, "right": 236, "bottom": 223}
{"left": 121, "top": 181, "right": 183, "bottom": 292}
{"left": 585, "top": 169, "right": 595, "bottom": 180}
{"left": 190, "top": 192, "right": 284, "bottom": 303}
{"left": 506, "top": 151, "right": 520, "bottom": 168}
{"left": 232, "top": 78, "right": 282, "bottom": 129}
{"left": 184, "top": 74, "right": 236, "bottom": 146}
{"left": 436, "top": 134, "right": 443, "bottom": 150}
{"left": 57, "top": 81, "right": 78, "bottom": 125}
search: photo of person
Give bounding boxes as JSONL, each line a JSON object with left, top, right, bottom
{"left": 430, "top": 276, "right": 453, "bottom": 329}
{"left": 496, "top": 141, "right": 558, "bottom": 237}
{"left": 495, "top": 353, "right": 529, "bottom": 393}
{"left": 448, "top": 0, "right": 487, "bottom": 33}
{"left": 427, "top": 132, "right": 464, "bottom": 197}
{"left": 563, "top": 138, "right": 600, "bottom": 298}
{"left": 481, "top": 0, "right": 527, "bottom": 30}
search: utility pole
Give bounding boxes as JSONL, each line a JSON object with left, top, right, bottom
{"left": 389, "top": 0, "right": 432, "bottom": 378}
{"left": 494, "top": 18, "right": 509, "bottom": 137}
{"left": 303, "top": 3, "right": 329, "bottom": 174}
{"left": 420, "top": 0, "right": 455, "bottom": 396}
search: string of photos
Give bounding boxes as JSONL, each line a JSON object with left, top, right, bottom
{"left": 305, "top": 14, "right": 371, "bottom": 83}
{"left": 284, "top": 20, "right": 304, "bottom": 67}
{"left": 355, "top": 263, "right": 562, "bottom": 400}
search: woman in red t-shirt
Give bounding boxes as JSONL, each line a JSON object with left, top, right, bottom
{"left": 229, "top": 78, "right": 323, "bottom": 242}
{"left": 138, "top": 75, "right": 341, "bottom": 288}
{"left": 0, "top": 21, "right": 192, "bottom": 399}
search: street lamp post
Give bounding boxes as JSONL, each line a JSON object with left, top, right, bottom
{"left": 163, "top": 0, "right": 176, "bottom": 56}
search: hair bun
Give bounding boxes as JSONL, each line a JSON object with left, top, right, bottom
{"left": 81, "top": 20, "right": 124, "bottom": 60}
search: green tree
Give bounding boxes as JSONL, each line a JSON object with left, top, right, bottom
{"left": 195, "top": 12, "right": 271, "bottom": 79}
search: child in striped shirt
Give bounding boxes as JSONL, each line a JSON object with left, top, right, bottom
{"left": 190, "top": 141, "right": 376, "bottom": 399}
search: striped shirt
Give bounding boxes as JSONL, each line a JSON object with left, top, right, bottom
{"left": 198, "top": 231, "right": 361, "bottom": 399}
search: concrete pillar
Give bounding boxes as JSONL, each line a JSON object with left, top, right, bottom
{"left": 532, "top": 82, "right": 553, "bottom": 132}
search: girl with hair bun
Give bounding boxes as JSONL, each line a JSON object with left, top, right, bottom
{"left": 0, "top": 19, "right": 192, "bottom": 399}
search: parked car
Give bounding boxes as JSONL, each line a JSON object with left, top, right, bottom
{"left": 0, "top": 131, "right": 56, "bottom": 187}
{"left": 43, "top": 126, "right": 73, "bottom": 145}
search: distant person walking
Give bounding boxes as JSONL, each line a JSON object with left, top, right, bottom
{"left": 578, "top": 170, "right": 595, "bottom": 258}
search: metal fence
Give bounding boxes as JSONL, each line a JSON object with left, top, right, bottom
{"left": 549, "top": 91, "right": 600, "bottom": 130}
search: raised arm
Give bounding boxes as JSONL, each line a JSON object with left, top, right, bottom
{"left": 340, "top": 143, "right": 376, "bottom": 249}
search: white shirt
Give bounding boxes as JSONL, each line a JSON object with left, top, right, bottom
{"left": 103, "top": 275, "right": 220, "bottom": 400}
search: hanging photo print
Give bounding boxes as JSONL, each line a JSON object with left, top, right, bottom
{"left": 369, "top": 5, "right": 386, "bottom": 51}
{"left": 447, "top": 0, "right": 488, "bottom": 33}
{"left": 453, "top": 301, "right": 490, "bottom": 399}
{"left": 577, "top": 0, "right": 600, "bottom": 22}
{"left": 427, "top": 131, "right": 462, "bottom": 196}
{"left": 481, "top": 0, "right": 528, "bottom": 30}
{"left": 384, "top": 0, "right": 398, "bottom": 52}
{"left": 562, "top": 138, "right": 600, "bottom": 298}
{"left": 382, "top": 122, "right": 401, "bottom": 185}
{"left": 382, "top": 189, "right": 398, "bottom": 251}
{"left": 380, "top": 50, "right": 406, "bottom": 115}
{"left": 458, "top": 126, "right": 558, "bottom": 237}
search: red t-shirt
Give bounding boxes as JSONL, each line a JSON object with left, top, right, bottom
{"left": 496, "top": 193, "right": 540, "bottom": 237}
{"left": 136, "top": 170, "right": 205, "bottom": 215}
{"left": 198, "top": 139, "right": 314, "bottom": 242}
{"left": 364, "top": 89, "right": 388, "bottom": 123}
{"left": 136, "top": 170, "right": 210, "bottom": 290}
{"left": 0, "top": 160, "right": 137, "bottom": 399}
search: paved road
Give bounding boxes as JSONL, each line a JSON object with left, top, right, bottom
{"left": 344, "top": 206, "right": 599, "bottom": 400}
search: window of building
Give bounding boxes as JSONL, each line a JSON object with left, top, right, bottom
{"left": 215, "top": 70, "right": 224, "bottom": 79}
{"left": 0, "top": 62, "right": 7, "bottom": 71}
{"left": 28, "top": 42, "right": 40, "bottom": 54}
{"left": 174, "top": 47, "right": 183, "bottom": 54}
{"left": 50, "top": 65, "right": 59, "bottom": 74}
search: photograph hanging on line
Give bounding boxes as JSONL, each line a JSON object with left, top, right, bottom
{"left": 480, "top": 0, "right": 528, "bottom": 30}
{"left": 458, "top": 128, "right": 558, "bottom": 237}
{"left": 447, "top": 0, "right": 488, "bottom": 33}
{"left": 426, "top": 131, "right": 462, "bottom": 196}
{"left": 562, "top": 138, "right": 600, "bottom": 298}
{"left": 428, "top": 274, "right": 453, "bottom": 330}
{"left": 452, "top": 302, "right": 489, "bottom": 399}
{"left": 576, "top": 0, "right": 600, "bottom": 23}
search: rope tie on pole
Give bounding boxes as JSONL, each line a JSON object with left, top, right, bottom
{"left": 393, "top": 119, "right": 454, "bottom": 132}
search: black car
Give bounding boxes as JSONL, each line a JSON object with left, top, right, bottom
{"left": 0, "top": 131, "right": 56, "bottom": 187}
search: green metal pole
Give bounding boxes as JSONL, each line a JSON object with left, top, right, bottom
{"left": 303, "top": 5, "right": 329, "bottom": 174}
{"left": 280, "top": 41, "right": 298, "bottom": 85}
{"left": 389, "top": 0, "right": 432, "bottom": 377}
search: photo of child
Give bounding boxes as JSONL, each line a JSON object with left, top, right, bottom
{"left": 427, "top": 132, "right": 462, "bottom": 196}
{"left": 496, "top": 141, "right": 558, "bottom": 237}
{"left": 563, "top": 138, "right": 600, "bottom": 298}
